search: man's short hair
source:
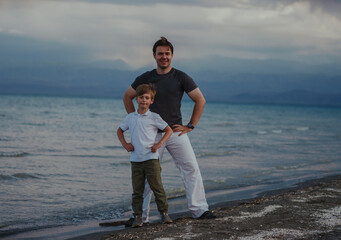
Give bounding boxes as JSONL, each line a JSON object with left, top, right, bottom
{"left": 136, "top": 84, "right": 156, "bottom": 100}
{"left": 153, "top": 36, "right": 174, "bottom": 54}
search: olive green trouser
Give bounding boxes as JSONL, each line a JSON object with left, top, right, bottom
{"left": 131, "top": 159, "right": 168, "bottom": 216}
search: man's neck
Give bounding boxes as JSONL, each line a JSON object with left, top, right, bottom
{"left": 156, "top": 66, "right": 172, "bottom": 75}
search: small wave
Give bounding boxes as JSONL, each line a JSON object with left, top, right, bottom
{"left": 203, "top": 178, "right": 229, "bottom": 191}
{"left": 104, "top": 145, "right": 123, "bottom": 150}
{"left": 197, "top": 151, "right": 233, "bottom": 158}
{"left": 13, "top": 173, "right": 40, "bottom": 179}
{"left": 22, "top": 122, "right": 46, "bottom": 126}
{"left": 276, "top": 159, "right": 332, "bottom": 170}
{"left": 0, "top": 174, "right": 13, "bottom": 180}
{"left": 0, "top": 151, "right": 26, "bottom": 157}
{"left": 276, "top": 164, "right": 308, "bottom": 170}
{"left": 165, "top": 188, "right": 186, "bottom": 199}
{"left": 110, "top": 161, "right": 131, "bottom": 167}
{"left": 220, "top": 145, "right": 251, "bottom": 149}
{"left": 89, "top": 113, "right": 99, "bottom": 118}
{"left": 41, "top": 110, "right": 51, "bottom": 114}
{"left": 257, "top": 130, "right": 268, "bottom": 135}
{"left": 0, "top": 173, "right": 39, "bottom": 180}
{"left": 272, "top": 129, "right": 282, "bottom": 134}
{"left": 215, "top": 122, "right": 233, "bottom": 127}
{"left": 204, "top": 178, "right": 227, "bottom": 184}
{"left": 242, "top": 170, "right": 273, "bottom": 178}
{"left": 69, "top": 154, "right": 116, "bottom": 159}
{"left": 296, "top": 126, "right": 309, "bottom": 131}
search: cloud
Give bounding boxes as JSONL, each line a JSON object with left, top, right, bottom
{"left": 0, "top": 0, "right": 340, "bottom": 69}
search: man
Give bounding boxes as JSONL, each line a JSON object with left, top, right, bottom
{"left": 123, "top": 37, "right": 215, "bottom": 226}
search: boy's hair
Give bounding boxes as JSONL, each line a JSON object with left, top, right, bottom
{"left": 153, "top": 36, "right": 174, "bottom": 54}
{"left": 136, "top": 84, "right": 156, "bottom": 100}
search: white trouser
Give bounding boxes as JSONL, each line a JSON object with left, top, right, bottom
{"left": 142, "top": 132, "right": 208, "bottom": 220}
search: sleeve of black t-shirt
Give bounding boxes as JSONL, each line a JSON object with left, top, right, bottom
{"left": 178, "top": 70, "right": 198, "bottom": 93}
{"left": 131, "top": 71, "right": 150, "bottom": 90}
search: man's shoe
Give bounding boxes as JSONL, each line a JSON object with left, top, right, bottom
{"left": 132, "top": 215, "right": 143, "bottom": 228}
{"left": 124, "top": 216, "right": 134, "bottom": 228}
{"left": 142, "top": 217, "right": 150, "bottom": 225}
{"left": 198, "top": 210, "right": 216, "bottom": 219}
{"left": 161, "top": 213, "right": 173, "bottom": 224}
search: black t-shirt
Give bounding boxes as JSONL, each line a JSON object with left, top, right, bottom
{"left": 131, "top": 68, "right": 197, "bottom": 126}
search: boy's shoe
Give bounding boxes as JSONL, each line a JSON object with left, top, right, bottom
{"left": 132, "top": 215, "right": 143, "bottom": 228}
{"left": 161, "top": 213, "right": 173, "bottom": 224}
{"left": 198, "top": 210, "right": 216, "bottom": 219}
{"left": 124, "top": 216, "right": 134, "bottom": 228}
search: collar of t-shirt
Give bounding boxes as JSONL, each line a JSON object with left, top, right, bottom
{"left": 134, "top": 109, "right": 151, "bottom": 116}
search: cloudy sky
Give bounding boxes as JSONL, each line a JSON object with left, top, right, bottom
{"left": 1, "top": 0, "right": 340, "bottom": 69}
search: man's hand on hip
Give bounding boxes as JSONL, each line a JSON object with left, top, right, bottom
{"left": 172, "top": 124, "right": 192, "bottom": 136}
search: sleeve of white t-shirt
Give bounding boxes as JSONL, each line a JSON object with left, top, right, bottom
{"left": 153, "top": 113, "right": 168, "bottom": 130}
{"left": 119, "top": 114, "right": 131, "bottom": 131}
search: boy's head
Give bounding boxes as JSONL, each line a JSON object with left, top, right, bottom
{"left": 135, "top": 84, "right": 156, "bottom": 111}
{"left": 136, "top": 84, "right": 156, "bottom": 100}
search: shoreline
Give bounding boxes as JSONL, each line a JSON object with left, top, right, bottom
{"left": 69, "top": 174, "right": 341, "bottom": 240}
{"left": 3, "top": 174, "right": 341, "bottom": 240}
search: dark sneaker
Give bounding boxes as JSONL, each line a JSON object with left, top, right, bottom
{"left": 124, "top": 216, "right": 134, "bottom": 228}
{"left": 198, "top": 210, "right": 216, "bottom": 219}
{"left": 132, "top": 215, "right": 143, "bottom": 228}
{"left": 161, "top": 213, "right": 173, "bottom": 224}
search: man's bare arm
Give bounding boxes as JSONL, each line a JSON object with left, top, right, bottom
{"left": 123, "top": 86, "right": 137, "bottom": 114}
{"left": 173, "top": 87, "right": 206, "bottom": 135}
{"left": 187, "top": 87, "right": 206, "bottom": 127}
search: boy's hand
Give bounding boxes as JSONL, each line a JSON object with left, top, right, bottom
{"left": 124, "top": 143, "right": 134, "bottom": 152}
{"left": 151, "top": 143, "right": 160, "bottom": 153}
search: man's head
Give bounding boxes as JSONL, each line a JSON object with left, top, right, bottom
{"left": 135, "top": 84, "right": 156, "bottom": 111}
{"left": 153, "top": 37, "right": 174, "bottom": 72}
{"left": 153, "top": 36, "right": 174, "bottom": 55}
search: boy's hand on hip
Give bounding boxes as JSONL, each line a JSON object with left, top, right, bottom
{"left": 172, "top": 124, "right": 192, "bottom": 136}
{"left": 124, "top": 143, "right": 134, "bottom": 152}
{"left": 151, "top": 143, "right": 160, "bottom": 153}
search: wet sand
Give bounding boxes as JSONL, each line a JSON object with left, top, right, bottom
{"left": 70, "top": 174, "right": 341, "bottom": 240}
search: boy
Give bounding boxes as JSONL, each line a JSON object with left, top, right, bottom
{"left": 117, "top": 84, "right": 173, "bottom": 228}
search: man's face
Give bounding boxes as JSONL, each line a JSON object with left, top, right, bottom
{"left": 153, "top": 46, "right": 173, "bottom": 70}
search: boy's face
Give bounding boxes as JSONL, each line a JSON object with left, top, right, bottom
{"left": 136, "top": 93, "right": 154, "bottom": 110}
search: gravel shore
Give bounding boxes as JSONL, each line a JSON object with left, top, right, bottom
{"left": 72, "top": 175, "right": 341, "bottom": 240}
{"left": 100, "top": 176, "right": 341, "bottom": 240}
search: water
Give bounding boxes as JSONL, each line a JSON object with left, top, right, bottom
{"left": 1, "top": 95, "right": 341, "bottom": 237}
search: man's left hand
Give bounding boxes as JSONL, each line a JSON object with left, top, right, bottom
{"left": 172, "top": 124, "right": 192, "bottom": 136}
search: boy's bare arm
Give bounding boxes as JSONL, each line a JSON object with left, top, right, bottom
{"left": 151, "top": 126, "right": 173, "bottom": 153}
{"left": 117, "top": 128, "right": 134, "bottom": 152}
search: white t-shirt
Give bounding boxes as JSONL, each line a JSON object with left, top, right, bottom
{"left": 119, "top": 109, "right": 168, "bottom": 162}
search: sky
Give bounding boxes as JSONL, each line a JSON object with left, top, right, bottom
{"left": 1, "top": 0, "right": 341, "bottom": 70}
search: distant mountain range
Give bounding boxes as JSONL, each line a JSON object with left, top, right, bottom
{"left": 1, "top": 64, "right": 340, "bottom": 106}
{"left": 1, "top": 32, "right": 340, "bottom": 106}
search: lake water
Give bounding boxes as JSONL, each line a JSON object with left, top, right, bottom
{"left": 1, "top": 95, "right": 341, "bottom": 238}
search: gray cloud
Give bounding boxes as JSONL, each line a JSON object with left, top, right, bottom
{"left": 0, "top": 0, "right": 340, "bottom": 69}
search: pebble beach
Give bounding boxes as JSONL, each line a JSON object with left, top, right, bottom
{"left": 70, "top": 174, "right": 341, "bottom": 240}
